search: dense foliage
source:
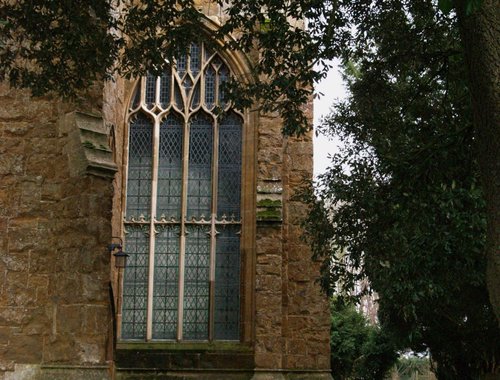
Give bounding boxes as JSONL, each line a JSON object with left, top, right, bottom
{"left": 394, "top": 356, "right": 434, "bottom": 380}
{"left": 1, "top": 0, "right": 499, "bottom": 375}
{"left": 330, "top": 300, "right": 398, "bottom": 380}
{"left": 0, "top": 1, "right": 119, "bottom": 97}
{"left": 302, "top": 1, "right": 500, "bottom": 378}
{"left": 0, "top": 1, "right": 483, "bottom": 134}
{"left": 0, "top": 0, "right": 346, "bottom": 135}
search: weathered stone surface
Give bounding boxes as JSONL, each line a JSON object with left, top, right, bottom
{"left": 2, "top": 364, "right": 110, "bottom": 380}
{"left": 60, "top": 112, "right": 117, "bottom": 179}
{"left": 0, "top": 8, "right": 332, "bottom": 378}
{"left": 0, "top": 82, "right": 113, "bottom": 379}
{"left": 251, "top": 372, "right": 286, "bottom": 380}
{"left": 4, "top": 334, "right": 43, "bottom": 362}
{"left": 3, "top": 364, "right": 41, "bottom": 380}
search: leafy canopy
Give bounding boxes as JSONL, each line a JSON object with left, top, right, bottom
{"left": 0, "top": 0, "right": 484, "bottom": 135}
{"left": 0, "top": 0, "right": 350, "bottom": 135}
{"left": 2, "top": 0, "right": 498, "bottom": 376}
{"left": 330, "top": 299, "right": 398, "bottom": 380}
{"left": 301, "top": 0, "right": 500, "bottom": 378}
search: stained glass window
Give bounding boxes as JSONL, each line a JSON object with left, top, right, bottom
{"left": 122, "top": 42, "right": 242, "bottom": 342}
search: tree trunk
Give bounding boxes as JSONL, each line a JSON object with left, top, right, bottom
{"left": 455, "top": 0, "right": 500, "bottom": 323}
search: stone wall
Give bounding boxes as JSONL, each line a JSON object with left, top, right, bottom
{"left": 0, "top": 3, "right": 333, "bottom": 376}
{"left": 0, "top": 83, "right": 115, "bottom": 379}
{"left": 0, "top": 85, "right": 332, "bottom": 380}
{"left": 254, "top": 106, "right": 332, "bottom": 379}
{"left": 254, "top": 113, "right": 285, "bottom": 372}
{"left": 282, "top": 132, "right": 331, "bottom": 372}
{"left": 281, "top": 98, "right": 331, "bottom": 372}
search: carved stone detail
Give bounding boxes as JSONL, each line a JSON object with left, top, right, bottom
{"left": 59, "top": 111, "right": 118, "bottom": 179}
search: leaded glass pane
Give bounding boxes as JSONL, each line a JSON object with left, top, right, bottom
{"left": 187, "top": 113, "right": 213, "bottom": 219}
{"left": 160, "top": 71, "right": 172, "bottom": 109}
{"left": 173, "top": 81, "right": 183, "bottom": 110}
{"left": 211, "top": 55, "right": 222, "bottom": 69}
{"left": 145, "top": 74, "right": 156, "bottom": 109}
{"left": 191, "top": 82, "right": 201, "bottom": 109}
{"left": 204, "top": 66, "right": 215, "bottom": 110}
{"left": 176, "top": 53, "right": 187, "bottom": 78}
{"left": 123, "top": 41, "right": 243, "bottom": 343}
{"left": 183, "top": 225, "right": 210, "bottom": 340}
{"left": 126, "top": 113, "right": 152, "bottom": 220}
{"left": 190, "top": 42, "right": 201, "bottom": 76}
{"left": 182, "top": 76, "right": 194, "bottom": 99}
{"left": 122, "top": 226, "right": 149, "bottom": 339}
{"left": 157, "top": 113, "right": 183, "bottom": 219}
{"left": 214, "top": 225, "right": 240, "bottom": 340}
{"left": 217, "top": 112, "right": 242, "bottom": 219}
{"left": 218, "top": 64, "right": 229, "bottom": 108}
{"left": 131, "top": 86, "right": 140, "bottom": 109}
{"left": 204, "top": 46, "right": 214, "bottom": 62}
{"left": 152, "top": 225, "right": 180, "bottom": 339}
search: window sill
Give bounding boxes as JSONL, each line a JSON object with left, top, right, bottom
{"left": 116, "top": 341, "right": 252, "bottom": 352}
{"left": 114, "top": 341, "right": 255, "bottom": 371}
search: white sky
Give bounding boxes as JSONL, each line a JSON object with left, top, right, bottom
{"left": 313, "top": 59, "right": 347, "bottom": 178}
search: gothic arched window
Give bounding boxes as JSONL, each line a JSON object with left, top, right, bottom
{"left": 121, "top": 42, "right": 242, "bottom": 342}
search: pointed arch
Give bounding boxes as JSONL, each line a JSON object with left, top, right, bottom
{"left": 120, "top": 40, "right": 255, "bottom": 343}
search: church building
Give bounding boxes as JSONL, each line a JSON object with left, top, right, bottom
{"left": 0, "top": 2, "right": 332, "bottom": 379}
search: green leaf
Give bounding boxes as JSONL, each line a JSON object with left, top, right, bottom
{"left": 466, "top": 0, "right": 484, "bottom": 15}
{"left": 438, "top": 0, "right": 454, "bottom": 14}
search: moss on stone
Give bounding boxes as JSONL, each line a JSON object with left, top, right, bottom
{"left": 256, "top": 209, "right": 282, "bottom": 221}
{"left": 82, "top": 140, "right": 95, "bottom": 148}
{"left": 257, "top": 199, "right": 282, "bottom": 208}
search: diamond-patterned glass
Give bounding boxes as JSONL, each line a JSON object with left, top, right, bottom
{"left": 191, "top": 82, "right": 201, "bottom": 110}
{"left": 176, "top": 53, "right": 187, "bottom": 78}
{"left": 174, "top": 81, "right": 183, "bottom": 110}
{"left": 190, "top": 43, "right": 201, "bottom": 76}
{"left": 146, "top": 73, "right": 156, "bottom": 109}
{"left": 131, "top": 86, "right": 140, "bottom": 109}
{"left": 152, "top": 225, "right": 180, "bottom": 339}
{"left": 187, "top": 112, "right": 213, "bottom": 219}
{"left": 160, "top": 71, "right": 172, "bottom": 109}
{"left": 126, "top": 113, "right": 152, "bottom": 220}
{"left": 217, "top": 112, "right": 242, "bottom": 219}
{"left": 214, "top": 225, "right": 240, "bottom": 340}
{"left": 183, "top": 225, "right": 210, "bottom": 340}
{"left": 204, "top": 66, "right": 215, "bottom": 109}
{"left": 204, "top": 45, "right": 214, "bottom": 62}
{"left": 122, "top": 225, "right": 149, "bottom": 339}
{"left": 218, "top": 64, "right": 229, "bottom": 107}
{"left": 123, "top": 41, "right": 242, "bottom": 342}
{"left": 157, "top": 113, "right": 183, "bottom": 219}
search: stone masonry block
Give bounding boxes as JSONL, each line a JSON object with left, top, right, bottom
{"left": 58, "top": 305, "right": 84, "bottom": 334}
{"left": 42, "top": 336, "right": 78, "bottom": 363}
{"left": 283, "top": 354, "right": 315, "bottom": 369}
{"left": 4, "top": 334, "right": 43, "bottom": 363}
{"left": 256, "top": 274, "right": 282, "bottom": 291}
{"left": 256, "top": 336, "right": 283, "bottom": 354}
{"left": 82, "top": 306, "right": 110, "bottom": 337}
{"left": 254, "top": 353, "right": 282, "bottom": 369}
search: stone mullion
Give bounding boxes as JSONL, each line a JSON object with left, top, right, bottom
{"left": 146, "top": 116, "right": 160, "bottom": 341}
{"left": 155, "top": 74, "right": 161, "bottom": 107}
{"left": 177, "top": 117, "right": 190, "bottom": 341}
{"left": 140, "top": 76, "right": 146, "bottom": 106}
{"left": 208, "top": 118, "right": 219, "bottom": 342}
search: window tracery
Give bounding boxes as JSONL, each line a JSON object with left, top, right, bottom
{"left": 122, "top": 42, "right": 242, "bottom": 342}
